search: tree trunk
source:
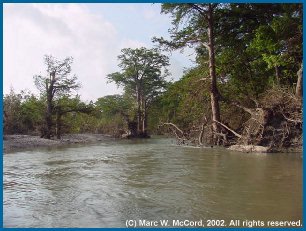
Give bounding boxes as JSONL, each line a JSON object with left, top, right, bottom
{"left": 43, "top": 72, "right": 55, "bottom": 139}
{"left": 45, "top": 88, "right": 53, "bottom": 139}
{"left": 136, "top": 83, "right": 142, "bottom": 135}
{"left": 55, "top": 110, "right": 62, "bottom": 139}
{"left": 296, "top": 63, "right": 303, "bottom": 99}
{"left": 207, "top": 4, "right": 221, "bottom": 144}
{"left": 142, "top": 103, "right": 148, "bottom": 137}
{"left": 128, "top": 121, "right": 138, "bottom": 137}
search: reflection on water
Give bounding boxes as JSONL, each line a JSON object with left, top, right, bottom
{"left": 4, "top": 137, "right": 302, "bottom": 227}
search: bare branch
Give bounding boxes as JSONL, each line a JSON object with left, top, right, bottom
{"left": 281, "top": 111, "right": 302, "bottom": 124}
{"left": 231, "top": 101, "right": 254, "bottom": 115}
{"left": 188, "top": 3, "right": 208, "bottom": 20}
{"left": 213, "top": 120, "right": 242, "bottom": 138}
{"left": 161, "top": 122, "right": 184, "bottom": 136}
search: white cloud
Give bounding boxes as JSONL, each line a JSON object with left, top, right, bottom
{"left": 120, "top": 39, "right": 147, "bottom": 50}
{"left": 4, "top": 3, "right": 122, "bottom": 101}
{"left": 4, "top": 3, "right": 194, "bottom": 101}
{"left": 142, "top": 7, "right": 157, "bottom": 20}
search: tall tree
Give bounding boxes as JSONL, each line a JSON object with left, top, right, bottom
{"left": 154, "top": 3, "right": 222, "bottom": 144}
{"left": 34, "top": 55, "right": 80, "bottom": 139}
{"left": 107, "top": 47, "right": 170, "bottom": 137}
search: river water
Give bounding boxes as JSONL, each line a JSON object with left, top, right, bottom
{"left": 4, "top": 137, "right": 302, "bottom": 228}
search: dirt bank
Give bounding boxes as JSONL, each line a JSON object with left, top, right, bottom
{"left": 3, "top": 134, "right": 113, "bottom": 153}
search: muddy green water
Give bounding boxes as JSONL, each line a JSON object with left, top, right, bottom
{"left": 4, "top": 137, "right": 302, "bottom": 228}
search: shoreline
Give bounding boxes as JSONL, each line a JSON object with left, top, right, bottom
{"left": 3, "top": 134, "right": 113, "bottom": 153}
{"left": 3, "top": 134, "right": 302, "bottom": 154}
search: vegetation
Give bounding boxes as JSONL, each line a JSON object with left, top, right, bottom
{"left": 151, "top": 3, "right": 302, "bottom": 150}
{"left": 3, "top": 3, "right": 302, "bottom": 152}
{"left": 34, "top": 55, "right": 81, "bottom": 138}
{"left": 107, "top": 47, "right": 170, "bottom": 137}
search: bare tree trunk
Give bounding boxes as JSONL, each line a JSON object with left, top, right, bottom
{"left": 296, "top": 63, "right": 303, "bottom": 99}
{"left": 207, "top": 4, "right": 221, "bottom": 144}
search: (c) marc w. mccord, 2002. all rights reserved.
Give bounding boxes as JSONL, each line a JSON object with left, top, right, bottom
{"left": 125, "top": 219, "right": 303, "bottom": 228}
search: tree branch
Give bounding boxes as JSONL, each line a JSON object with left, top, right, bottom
{"left": 160, "top": 122, "right": 184, "bottom": 137}
{"left": 213, "top": 120, "right": 242, "bottom": 138}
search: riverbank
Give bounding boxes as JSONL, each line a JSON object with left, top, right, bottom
{"left": 4, "top": 134, "right": 302, "bottom": 153}
{"left": 3, "top": 134, "right": 113, "bottom": 153}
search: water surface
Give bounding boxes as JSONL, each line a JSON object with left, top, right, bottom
{"left": 4, "top": 137, "right": 302, "bottom": 227}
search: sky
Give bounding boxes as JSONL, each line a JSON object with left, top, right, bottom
{"left": 3, "top": 3, "right": 195, "bottom": 102}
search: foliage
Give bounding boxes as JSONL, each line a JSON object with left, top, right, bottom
{"left": 95, "top": 94, "right": 135, "bottom": 120}
{"left": 151, "top": 3, "right": 302, "bottom": 147}
{"left": 107, "top": 47, "right": 170, "bottom": 137}
{"left": 4, "top": 4, "right": 302, "bottom": 150}
{"left": 4, "top": 89, "right": 44, "bottom": 135}
{"left": 216, "top": 4, "right": 302, "bottom": 98}
{"left": 34, "top": 55, "right": 80, "bottom": 138}
{"left": 34, "top": 55, "right": 80, "bottom": 99}
{"left": 94, "top": 94, "right": 136, "bottom": 136}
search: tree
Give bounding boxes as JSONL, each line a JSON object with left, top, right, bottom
{"left": 153, "top": 3, "right": 222, "bottom": 144}
{"left": 153, "top": 3, "right": 302, "bottom": 148}
{"left": 3, "top": 88, "right": 23, "bottom": 134}
{"left": 4, "top": 89, "right": 44, "bottom": 135}
{"left": 53, "top": 96, "right": 93, "bottom": 139}
{"left": 248, "top": 4, "right": 302, "bottom": 86}
{"left": 34, "top": 55, "right": 80, "bottom": 139}
{"left": 107, "top": 47, "right": 170, "bottom": 137}
{"left": 20, "top": 93, "right": 45, "bottom": 134}
{"left": 215, "top": 4, "right": 302, "bottom": 97}
{"left": 95, "top": 94, "right": 137, "bottom": 137}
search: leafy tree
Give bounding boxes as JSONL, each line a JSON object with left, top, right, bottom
{"left": 53, "top": 96, "right": 94, "bottom": 138}
{"left": 153, "top": 3, "right": 223, "bottom": 143}
{"left": 95, "top": 94, "right": 136, "bottom": 136}
{"left": 3, "top": 89, "right": 44, "bottom": 135}
{"left": 249, "top": 4, "right": 302, "bottom": 89}
{"left": 20, "top": 94, "right": 45, "bottom": 134}
{"left": 34, "top": 55, "right": 80, "bottom": 138}
{"left": 107, "top": 47, "right": 170, "bottom": 137}
{"left": 3, "top": 88, "right": 23, "bottom": 134}
{"left": 96, "top": 95, "right": 134, "bottom": 119}
{"left": 216, "top": 4, "right": 302, "bottom": 98}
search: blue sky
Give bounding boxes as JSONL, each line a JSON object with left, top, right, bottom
{"left": 4, "top": 3, "right": 195, "bottom": 101}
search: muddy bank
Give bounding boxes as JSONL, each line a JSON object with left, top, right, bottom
{"left": 3, "top": 134, "right": 113, "bottom": 153}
